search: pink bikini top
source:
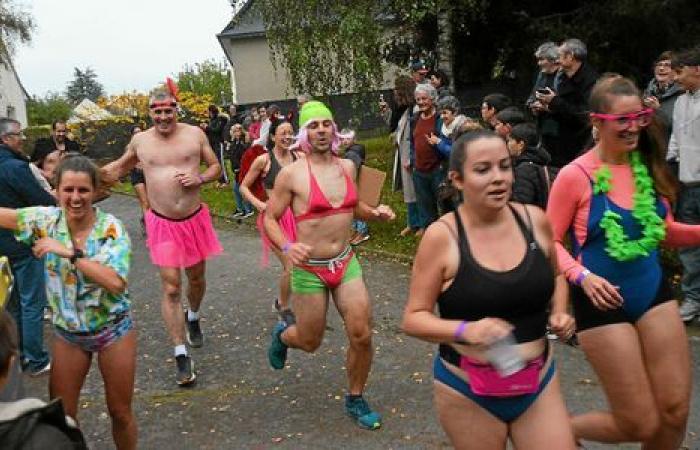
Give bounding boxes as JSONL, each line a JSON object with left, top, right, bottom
{"left": 295, "top": 158, "right": 358, "bottom": 222}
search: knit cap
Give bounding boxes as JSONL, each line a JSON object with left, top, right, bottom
{"left": 298, "top": 101, "right": 333, "bottom": 129}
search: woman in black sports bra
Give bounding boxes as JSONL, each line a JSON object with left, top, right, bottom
{"left": 240, "top": 119, "right": 302, "bottom": 321}
{"left": 402, "top": 130, "right": 576, "bottom": 449}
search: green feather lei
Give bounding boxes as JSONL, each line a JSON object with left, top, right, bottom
{"left": 592, "top": 151, "right": 666, "bottom": 262}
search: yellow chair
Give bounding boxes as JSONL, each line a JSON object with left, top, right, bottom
{"left": 0, "top": 256, "right": 14, "bottom": 309}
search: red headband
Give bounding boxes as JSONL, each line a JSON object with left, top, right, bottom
{"left": 149, "top": 101, "right": 177, "bottom": 109}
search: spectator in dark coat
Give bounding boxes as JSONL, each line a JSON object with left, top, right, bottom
{"left": 0, "top": 311, "right": 87, "bottom": 449}
{"left": 0, "top": 118, "right": 56, "bottom": 376}
{"left": 227, "top": 123, "right": 253, "bottom": 218}
{"left": 643, "top": 50, "right": 683, "bottom": 139}
{"left": 32, "top": 120, "right": 80, "bottom": 163}
{"left": 203, "top": 105, "right": 228, "bottom": 185}
{"left": 508, "top": 123, "right": 556, "bottom": 209}
{"left": 493, "top": 107, "right": 527, "bottom": 139}
{"left": 526, "top": 42, "right": 561, "bottom": 158}
{"left": 221, "top": 104, "right": 242, "bottom": 144}
{"left": 536, "top": 38, "right": 599, "bottom": 167}
{"left": 480, "top": 93, "right": 512, "bottom": 129}
{"left": 428, "top": 69, "right": 452, "bottom": 101}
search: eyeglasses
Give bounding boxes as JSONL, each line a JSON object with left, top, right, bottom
{"left": 590, "top": 108, "right": 654, "bottom": 129}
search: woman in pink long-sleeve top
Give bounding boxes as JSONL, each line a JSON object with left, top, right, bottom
{"left": 546, "top": 76, "right": 699, "bottom": 448}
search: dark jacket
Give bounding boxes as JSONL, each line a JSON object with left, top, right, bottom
{"left": 221, "top": 114, "right": 242, "bottom": 143}
{"left": 226, "top": 138, "right": 249, "bottom": 171}
{"left": 644, "top": 79, "right": 683, "bottom": 136}
{"left": 343, "top": 143, "right": 366, "bottom": 170}
{"left": 206, "top": 114, "right": 227, "bottom": 149}
{"left": 548, "top": 62, "right": 598, "bottom": 166}
{"left": 0, "top": 398, "right": 87, "bottom": 449}
{"left": 526, "top": 71, "right": 560, "bottom": 138}
{"left": 0, "top": 145, "right": 56, "bottom": 261}
{"left": 31, "top": 138, "right": 80, "bottom": 163}
{"left": 512, "top": 144, "right": 558, "bottom": 209}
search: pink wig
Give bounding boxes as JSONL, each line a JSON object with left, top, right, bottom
{"left": 291, "top": 121, "right": 354, "bottom": 155}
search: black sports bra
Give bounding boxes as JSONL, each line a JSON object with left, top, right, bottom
{"left": 263, "top": 149, "right": 297, "bottom": 190}
{"left": 437, "top": 204, "right": 554, "bottom": 345}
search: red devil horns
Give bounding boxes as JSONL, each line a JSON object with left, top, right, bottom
{"left": 165, "top": 77, "right": 179, "bottom": 101}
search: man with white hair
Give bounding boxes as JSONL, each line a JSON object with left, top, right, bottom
{"left": 409, "top": 83, "right": 444, "bottom": 229}
{"left": 535, "top": 38, "right": 598, "bottom": 167}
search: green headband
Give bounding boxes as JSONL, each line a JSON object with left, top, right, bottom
{"left": 299, "top": 101, "right": 333, "bottom": 128}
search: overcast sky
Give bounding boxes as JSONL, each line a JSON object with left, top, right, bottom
{"left": 14, "top": 0, "right": 234, "bottom": 97}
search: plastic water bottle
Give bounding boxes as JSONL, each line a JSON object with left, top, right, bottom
{"left": 486, "top": 333, "right": 525, "bottom": 377}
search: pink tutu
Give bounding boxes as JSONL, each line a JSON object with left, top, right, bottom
{"left": 256, "top": 207, "right": 296, "bottom": 266}
{"left": 145, "top": 204, "right": 223, "bottom": 268}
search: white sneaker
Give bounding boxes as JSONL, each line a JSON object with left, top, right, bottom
{"left": 29, "top": 361, "right": 51, "bottom": 377}
{"left": 679, "top": 300, "right": 700, "bottom": 322}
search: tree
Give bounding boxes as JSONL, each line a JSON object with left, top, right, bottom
{"left": 254, "top": 0, "right": 700, "bottom": 97}
{"left": 65, "top": 67, "right": 105, "bottom": 104}
{"left": 0, "top": 0, "right": 34, "bottom": 64}
{"left": 175, "top": 59, "right": 232, "bottom": 105}
{"left": 27, "top": 92, "right": 72, "bottom": 126}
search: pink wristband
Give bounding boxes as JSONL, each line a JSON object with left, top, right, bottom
{"left": 282, "top": 242, "right": 291, "bottom": 254}
{"left": 454, "top": 320, "right": 469, "bottom": 343}
{"left": 575, "top": 269, "right": 591, "bottom": 286}
{"left": 198, "top": 174, "right": 205, "bottom": 184}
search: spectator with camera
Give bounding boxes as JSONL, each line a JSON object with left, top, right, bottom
{"left": 527, "top": 42, "right": 561, "bottom": 157}
{"left": 536, "top": 38, "right": 599, "bottom": 167}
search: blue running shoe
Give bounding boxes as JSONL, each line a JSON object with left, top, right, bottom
{"left": 268, "top": 321, "right": 289, "bottom": 370}
{"left": 345, "top": 395, "right": 382, "bottom": 430}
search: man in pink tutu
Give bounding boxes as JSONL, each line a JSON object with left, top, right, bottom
{"left": 263, "top": 101, "right": 395, "bottom": 429}
{"left": 103, "top": 82, "right": 222, "bottom": 386}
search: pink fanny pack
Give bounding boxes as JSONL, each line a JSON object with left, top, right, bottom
{"left": 459, "top": 355, "right": 545, "bottom": 397}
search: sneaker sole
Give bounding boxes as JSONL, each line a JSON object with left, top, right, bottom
{"left": 176, "top": 361, "right": 197, "bottom": 387}
{"left": 345, "top": 411, "right": 381, "bottom": 430}
{"left": 186, "top": 330, "right": 204, "bottom": 348}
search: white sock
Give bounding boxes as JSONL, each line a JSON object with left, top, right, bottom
{"left": 174, "top": 345, "right": 187, "bottom": 357}
{"left": 187, "top": 309, "right": 199, "bottom": 321}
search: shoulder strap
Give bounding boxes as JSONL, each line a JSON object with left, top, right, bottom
{"left": 570, "top": 162, "right": 593, "bottom": 183}
{"left": 507, "top": 203, "right": 536, "bottom": 246}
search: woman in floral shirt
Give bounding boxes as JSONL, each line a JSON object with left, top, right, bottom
{"left": 0, "top": 155, "right": 136, "bottom": 449}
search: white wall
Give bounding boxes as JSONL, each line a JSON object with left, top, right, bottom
{"left": 222, "top": 35, "right": 401, "bottom": 105}
{"left": 0, "top": 63, "right": 28, "bottom": 128}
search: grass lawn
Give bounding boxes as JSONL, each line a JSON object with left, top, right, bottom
{"left": 113, "top": 134, "right": 420, "bottom": 259}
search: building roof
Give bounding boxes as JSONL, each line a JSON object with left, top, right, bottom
{"left": 217, "top": 0, "right": 265, "bottom": 41}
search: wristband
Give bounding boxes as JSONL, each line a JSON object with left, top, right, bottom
{"left": 575, "top": 269, "right": 591, "bottom": 286}
{"left": 282, "top": 242, "right": 291, "bottom": 254}
{"left": 69, "top": 248, "right": 84, "bottom": 264}
{"left": 454, "top": 320, "right": 469, "bottom": 343}
{"left": 198, "top": 174, "right": 205, "bottom": 184}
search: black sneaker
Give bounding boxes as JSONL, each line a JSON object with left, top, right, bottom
{"left": 185, "top": 314, "right": 204, "bottom": 348}
{"left": 175, "top": 355, "right": 196, "bottom": 386}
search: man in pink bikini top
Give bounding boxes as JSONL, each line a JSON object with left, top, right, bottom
{"left": 263, "top": 101, "right": 395, "bottom": 430}
{"left": 102, "top": 83, "right": 222, "bottom": 387}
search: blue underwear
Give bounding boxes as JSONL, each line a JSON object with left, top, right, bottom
{"left": 433, "top": 355, "right": 556, "bottom": 423}
{"left": 55, "top": 314, "right": 133, "bottom": 353}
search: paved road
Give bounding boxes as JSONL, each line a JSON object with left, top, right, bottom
{"left": 24, "top": 194, "right": 700, "bottom": 449}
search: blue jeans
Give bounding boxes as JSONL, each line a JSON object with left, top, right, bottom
{"left": 231, "top": 170, "right": 253, "bottom": 214}
{"left": 7, "top": 255, "right": 49, "bottom": 372}
{"left": 412, "top": 167, "right": 445, "bottom": 227}
{"left": 406, "top": 202, "right": 424, "bottom": 230}
{"left": 677, "top": 185, "right": 700, "bottom": 304}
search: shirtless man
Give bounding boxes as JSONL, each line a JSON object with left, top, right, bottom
{"left": 263, "top": 101, "right": 395, "bottom": 430}
{"left": 103, "top": 87, "right": 222, "bottom": 386}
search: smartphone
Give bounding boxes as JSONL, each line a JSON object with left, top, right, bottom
{"left": 536, "top": 88, "right": 551, "bottom": 95}
{"left": 379, "top": 93, "right": 385, "bottom": 102}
